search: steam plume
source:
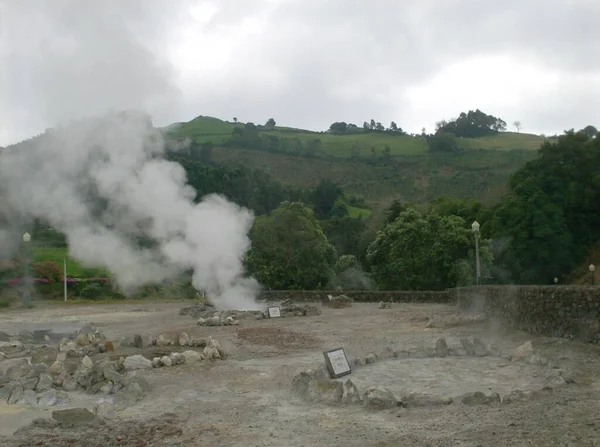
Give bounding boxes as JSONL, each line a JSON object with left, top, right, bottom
{"left": 0, "top": 111, "right": 260, "bottom": 309}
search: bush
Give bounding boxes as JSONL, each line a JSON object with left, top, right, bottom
{"left": 0, "top": 297, "right": 10, "bottom": 308}
{"left": 79, "top": 283, "right": 109, "bottom": 300}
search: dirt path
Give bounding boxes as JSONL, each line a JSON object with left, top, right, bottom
{"left": 2, "top": 301, "right": 600, "bottom": 446}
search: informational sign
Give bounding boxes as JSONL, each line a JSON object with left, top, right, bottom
{"left": 267, "top": 306, "right": 281, "bottom": 318}
{"left": 323, "top": 347, "right": 351, "bottom": 378}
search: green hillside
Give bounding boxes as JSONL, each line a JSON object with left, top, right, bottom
{"left": 164, "top": 116, "right": 547, "bottom": 157}
{"left": 163, "top": 116, "right": 544, "bottom": 219}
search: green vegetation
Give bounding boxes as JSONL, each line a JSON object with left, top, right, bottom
{"left": 31, "top": 247, "right": 108, "bottom": 277}
{"left": 4, "top": 109, "right": 599, "bottom": 295}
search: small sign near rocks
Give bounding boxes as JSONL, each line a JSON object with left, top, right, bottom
{"left": 323, "top": 347, "right": 351, "bottom": 379}
{"left": 267, "top": 306, "right": 281, "bottom": 318}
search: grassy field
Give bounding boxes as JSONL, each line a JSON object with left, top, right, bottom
{"left": 163, "top": 116, "right": 548, "bottom": 159}
{"left": 31, "top": 247, "right": 108, "bottom": 277}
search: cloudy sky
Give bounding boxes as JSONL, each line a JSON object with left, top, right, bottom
{"left": 1, "top": 0, "right": 599, "bottom": 145}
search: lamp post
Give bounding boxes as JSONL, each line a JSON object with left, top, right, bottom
{"left": 22, "top": 232, "right": 31, "bottom": 307}
{"left": 471, "top": 221, "right": 481, "bottom": 286}
{"left": 590, "top": 264, "right": 596, "bottom": 286}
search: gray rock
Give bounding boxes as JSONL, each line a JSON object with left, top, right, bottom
{"left": 460, "top": 391, "right": 501, "bottom": 405}
{"left": 74, "top": 333, "right": 91, "bottom": 346}
{"left": 133, "top": 334, "right": 143, "bottom": 348}
{"left": 37, "top": 388, "right": 59, "bottom": 406}
{"left": 161, "top": 355, "right": 172, "bottom": 367}
{"left": 30, "top": 347, "right": 59, "bottom": 366}
{"left": 304, "top": 379, "right": 343, "bottom": 404}
{"left": 178, "top": 332, "right": 190, "bottom": 346}
{"left": 100, "top": 382, "right": 114, "bottom": 394}
{"left": 401, "top": 392, "right": 453, "bottom": 407}
{"left": 435, "top": 338, "right": 449, "bottom": 357}
{"left": 511, "top": 341, "right": 534, "bottom": 361}
{"left": 7, "top": 385, "right": 24, "bottom": 404}
{"left": 101, "top": 363, "right": 121, "bottom": 383}
{"left": 36, "top": 373, "right": 53, "bottom": 392}
{"left": 363, "top": 386, "right": 398, "bottom": 410}
{"left": 169, "top": 352, "right": 184, "bottom": 365}
{"left": 94, "top": 401, "right": 115, "bottom": 419}
{"left": 24, "top": 377, "right": 39, "bottom": 390}
{"left": 0, "top": 351, "right": 5, "bottom": 361}
{"left": 19, "top": 389, "right": 39, "bottom": 405}
{"left": 123, "top": 354, "right": 152, "bottom": 371}
{"left": 152, "top": 357, "right": 162, "bottom": 367}
{"left": 471, "top": 338, "right": 489, "bottom": 356}
{"left": 182, "top": 350, "right": 203, "bottom": 363}
{"left": 156, "top": 333, "right": 176, "bottom": 346}
{"left": 0, "top": 331, "right": 10, "bottom": 341}
{"left": 62, "top": 378, "right": 78, "bottom": 392}
{"left": 364, "top": 353, "right": 377, "bottom": 364}
{"left": 378, "top": 301, "right": 391, "bottom": 309}
{"left": 342, "top": 379, "right": 362, "bottom": 404}
{"left": 13, "top": 418, "right": 59, "bottom": 436}
{"left": 203, "top": 346, "right": 220, "bottom": 360}
{"left": 353, "top": 357, "right": 364, "bottom": 366}
{"left": 379, "top": 347, "right": 394, "bottom": 358}
{"left": 115, "top": 373, "right": 151, "bottom": 408}
{"left": 52, "top": 408, "right": 105, "bottom": 428}
{"left": 5, "top": 359, "right": 32, "bottom": 380}
{"left": 0, "top": 340, "right": 25, "bottom": 355}
{"left": 18, "top": 330, "right": 34, "bottom": 343}
{"left": 460, "top": 337, "right": 476, "bottom": 355}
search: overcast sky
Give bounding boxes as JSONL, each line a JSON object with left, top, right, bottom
{"left": 1, "top": 0, "right": 599, "bottom": 145}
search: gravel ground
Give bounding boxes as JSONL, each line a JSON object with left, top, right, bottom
{"left": 1, "top": 300, "right": 600, "bottom": 447}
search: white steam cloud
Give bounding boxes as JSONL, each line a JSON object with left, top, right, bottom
{"left": 0, "top": 111, "right": 261, "bottom": 310}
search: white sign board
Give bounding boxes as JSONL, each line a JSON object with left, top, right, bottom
{"left": 323, "top": 348, "right": 351, "bottom": 378}
{"left": 267, "top": 306, "right": 281, "bottom": 318}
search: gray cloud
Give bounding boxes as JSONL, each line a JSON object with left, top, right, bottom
{"left": 1, "top": 0, "right": 598, "bottom": 144}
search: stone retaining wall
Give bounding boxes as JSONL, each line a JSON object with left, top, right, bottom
{"left": 454, "top": 285, "right": 600, "bottom": 342}
{"left": 258, "top": 290, "right": 451, "bottom": 303}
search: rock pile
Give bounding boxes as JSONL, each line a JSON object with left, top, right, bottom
{"left": 378, "top": 301, "right": 392, "bottom": 309}
{"left": 279, "top": 303, "right": 321, "bottom": 317}
{"left": 0, "top": 352, "right": 148, "bottom": 407}
{"left": 180, "top": 302, "right": 216, "bottom": 318}
{"left": 322, "top": 294, "right": 353, "bottom": 309}
{"left": 193, "top": 305, "right": 320, "bottom": 326}
{"left": 425, "top": 313, "right": 486, "bottom": 328}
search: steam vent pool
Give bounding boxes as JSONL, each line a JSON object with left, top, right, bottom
{"left": 344, "top": 356, "right": 558, "bottom": 400}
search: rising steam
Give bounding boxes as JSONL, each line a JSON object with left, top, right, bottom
{"left": 0, "top": 111, "right": 260, "bottom": 310}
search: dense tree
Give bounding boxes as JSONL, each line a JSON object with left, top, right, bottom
{"left": 367, "top": 208, "right": 489, "bottom": 290}
{"left": 245, "top": 201, "right": 337, "bottom": 289}
{"left": 321, "top": 215, "right": 366, "bottom": 258}
{"left": 389, "top": 122, "right": 398, "bottom": 132}
{"left": 266, "top": 118, "right": 276, "bottom": 127}
{"left": 580, "top": 125, "right": 598, "bottom": 138}
{"left": 490, "top": 131, "right": 600, "bottom": 283}
{"left": 329, "top": 122, "right": 348, "bottom": 134}
{"left": 438, "top": 109, "right": 507, "bottom": 138}
{"left": 427, "top": 132, "right": 459, "bottom": 153}
{"left": 310, "top": 179, "right": 343, "bottom": 219}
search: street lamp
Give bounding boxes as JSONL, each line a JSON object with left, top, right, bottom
{"left": 590, "top": 264, "right": 596, "bottom": 286}
{"left": 22, "top": 232, "right": 31, "bottom": 307}
{"left": 471, "top": 221, "right": 481, "bottom": 286}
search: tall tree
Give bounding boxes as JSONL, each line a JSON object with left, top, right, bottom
{"left": 245, "top": 202, "right": 337, "bottom": 289}
{"left": 367, "top": 208, "right": 488, "bottom": 290}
